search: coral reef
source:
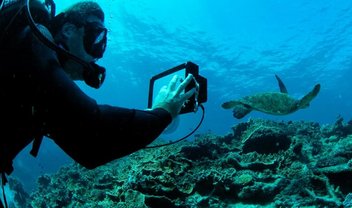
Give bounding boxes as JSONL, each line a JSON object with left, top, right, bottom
{"left": 8, "top": 118, "right": 352, "bottom": 207}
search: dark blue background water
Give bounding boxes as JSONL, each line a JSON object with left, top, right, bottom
{"left": 10, "top": 0, "right": 352, "bottom": 192}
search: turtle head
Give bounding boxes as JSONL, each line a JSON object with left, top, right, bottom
{"left": 297, "top": 84, "right": 321, "bottom": 109}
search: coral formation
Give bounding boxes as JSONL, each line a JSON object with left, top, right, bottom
{"left": 7, "top": 118, "right": 352, "bottom": 207}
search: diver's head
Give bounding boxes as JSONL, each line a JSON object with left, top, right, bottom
{"left": 49, "top": 1, "right": 107, "bottom": 80}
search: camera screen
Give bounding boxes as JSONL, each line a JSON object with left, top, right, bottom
{"left": 150, "top": 69, "right": 186, "bottom": 109}
{"left": 148, "top": 62, "right": 207, "bottom": 114}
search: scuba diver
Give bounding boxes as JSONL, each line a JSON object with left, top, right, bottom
{"left": 0, "top": 1, "right": 197, "bottom": 205}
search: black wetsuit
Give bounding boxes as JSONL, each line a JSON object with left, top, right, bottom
{"left": 0, "top": 12, "right": 171, "bottom": 175}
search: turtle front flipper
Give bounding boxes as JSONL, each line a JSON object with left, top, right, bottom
{"left": 232, "top": 104, "right": 252, "bottom": 119}
{"left": 222, "top": 100, "right": 252, "bottom": 118}
{"left": 297, "top": 84, "right": 321, "bottom": 109}
{"left": 222, "top": 100, "right": 241, "bottom": 109}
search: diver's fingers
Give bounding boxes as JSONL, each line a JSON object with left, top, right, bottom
{"left": 181, "top": 88, "right": 196, "bottom": 103}
{"left": 168, "top": 75, "right": 179, "bottom": 91}
{"left": 175, "top": 74, "right": 193, "bottom": 96}
{"left": 159, "top": 85, "right": 168, "bottom": 93}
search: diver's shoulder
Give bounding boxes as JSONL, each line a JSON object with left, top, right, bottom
{"left": 35, "top": 24, "right": 55, "bottom": 41}
{"left": 20, "top": 24, "right": 54, "bottom": 43}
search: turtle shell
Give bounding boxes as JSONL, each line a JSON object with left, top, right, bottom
{"left": 238, "top": 92, "right": 298, "bottom": 115}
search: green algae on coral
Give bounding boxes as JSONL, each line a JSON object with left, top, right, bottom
{"left": 7, "top": 118, "right": 352, "bottom": 207}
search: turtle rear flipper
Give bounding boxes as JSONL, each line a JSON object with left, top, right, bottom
{"left": 297, "top": 84, "right": 321, "bottom": 108}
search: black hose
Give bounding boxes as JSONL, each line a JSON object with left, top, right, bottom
{"left": 0, "top": 0, "right": 4, "bottom": 12}
{"left": 23, "top": 0, "right": 90, "bottom": 69}
{"left": 145, "top": 104, "right": 205, "bottom": 149}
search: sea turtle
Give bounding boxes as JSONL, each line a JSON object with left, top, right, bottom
{"left": 222, "top": 75, "right": 321, "bottom": 119}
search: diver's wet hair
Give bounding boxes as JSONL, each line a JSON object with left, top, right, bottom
{"left": 50, "top": 1, "right": 104, "bottom": 35}
{"left": 65, "top": 1, "right": 104, "bottom": 22}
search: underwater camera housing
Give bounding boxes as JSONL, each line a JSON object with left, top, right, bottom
{"left": 148, "top": 61, "right": 207, "bottom": 114}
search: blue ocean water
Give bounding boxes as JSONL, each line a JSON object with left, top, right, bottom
{"left": 10, "top": 0, "right": 352, "bottom": 193}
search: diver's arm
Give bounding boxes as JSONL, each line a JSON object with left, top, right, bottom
{"left": 51, "top": 104, "right": 172, "bottom": 169}
{"left": 97, "top": 105, "right": 172, "bottom": 142}
{"left": 28, "top": 25, "right": 172, "bottom": 168}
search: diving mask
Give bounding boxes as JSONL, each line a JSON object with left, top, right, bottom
{"left": 83, "top": 21, "right": 107, "bottom": 59}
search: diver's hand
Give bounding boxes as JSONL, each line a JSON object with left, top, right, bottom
{"left": 152, "top": 74, "right": 197, "bottom": 118}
